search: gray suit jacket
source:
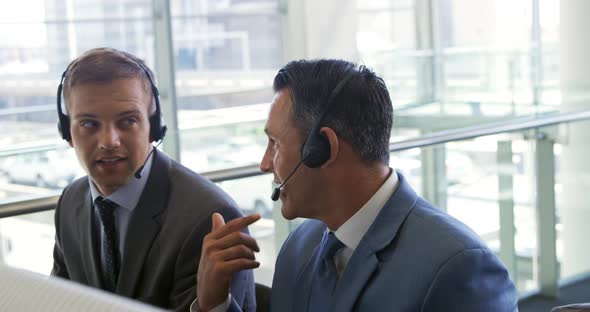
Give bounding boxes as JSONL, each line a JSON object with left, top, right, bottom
{"left": 270, "top": 172, "right": 518, "bottom": 312}
{"left": 52, "top": 149, "right": 256, "bottom": 311}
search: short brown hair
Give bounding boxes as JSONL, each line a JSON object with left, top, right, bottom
{"left": 62, "top": 47, "right": 156, "bottom": 113}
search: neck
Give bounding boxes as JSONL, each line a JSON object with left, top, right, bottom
{"left": 319, "top": 163, "right": 391, "bottom": 231}
{"left": 94, "top": 181, "right": 118, "bottom": 197}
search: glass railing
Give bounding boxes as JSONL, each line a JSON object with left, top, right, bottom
{"left": 2, "top": 109, "right": 590, "bottom": 296}
{"left": 365, "top": 47, "right": 560, "bottom": 120}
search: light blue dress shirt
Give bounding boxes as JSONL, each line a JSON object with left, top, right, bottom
{"left": 89, "top": 152, "right": 154, "bottom": 274}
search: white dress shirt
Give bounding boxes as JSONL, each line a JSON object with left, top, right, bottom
{"left": 331, "top": 168, "right": 398, "bottom": 276}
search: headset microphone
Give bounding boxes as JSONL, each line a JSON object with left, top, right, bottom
{"left": 271, "top": 157, "right": 306, "bottom": 201}
{"left": 134, "top": 140, "right": 163, "bottom": 179}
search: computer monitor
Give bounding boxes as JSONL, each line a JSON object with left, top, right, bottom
{"left": 0, "top": 264, "right": 165, "bottom": 311}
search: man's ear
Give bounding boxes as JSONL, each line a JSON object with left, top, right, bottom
{"left": 319, "top": 126, "right": 339, "bottom": 167}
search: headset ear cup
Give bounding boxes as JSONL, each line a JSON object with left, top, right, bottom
{"left": 159, "top": 123, "right": 168, "bottom": 140}
{"left": 56, "top": 79, "right": 71, "bottom": 142}
{"left": 301, "top": 133, "right": 331, "bottom": 168}
{"left": 57, "top": 109, "right": 71, "bottom": 142}
{"left": 148, "top": 113, "right": 167, "bottom": 142}
{"left": 148, "top": 82, "right": 167, "bottom": 142}
{"left": 57, "top": 117, "right": 71, "bottom": 142}
{"left": 149, "top": 114, "right": 160, "bottom": 142}
{"left": 64, "top": 120, "right": 71, "bottom": 141}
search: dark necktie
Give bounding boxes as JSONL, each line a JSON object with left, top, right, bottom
{"left": 308, "top": 232, "right": 345, "bottom": 312}
{"left": 94, "top": 197, "right": 120, "bottom": 292}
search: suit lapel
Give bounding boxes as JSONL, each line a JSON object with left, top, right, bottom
{"left": 332, "top": 173, "right": 418, "bottom": 312}
{"left": 77, "top": 188, "right": 103, "bottom": 288}
{"left": 293, "top": 244, "right": 323, "bottom": 312}
{"left": 117, "top": 149, "right": 170, "bottom": 296}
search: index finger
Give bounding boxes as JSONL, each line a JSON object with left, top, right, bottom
{"left": 211, "top": 214, "right": 261, "bottom": 239}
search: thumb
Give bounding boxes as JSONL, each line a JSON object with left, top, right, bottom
{"left": 211, "top": 212, "right": 225, "bottom": 231}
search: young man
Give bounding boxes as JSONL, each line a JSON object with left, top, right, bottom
{"left": 196, "top": 59, "right": 518, "bottom": 311}
{"left": 51, "top": 48, "right": 255, "bottom": 312}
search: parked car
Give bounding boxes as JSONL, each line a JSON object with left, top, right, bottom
{"left": 1, "top": 150, "right": 83, "bottom": 189}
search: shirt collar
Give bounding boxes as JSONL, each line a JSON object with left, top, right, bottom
{"left": 89, "top": 150, "right": 154, "bottom": 212}
{"left": 333, "top": 168, "right": 399, "bottom": 251}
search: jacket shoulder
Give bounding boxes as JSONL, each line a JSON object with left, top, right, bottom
{"left": 61, "top": 176, "right": 89, "bottom": 198}
{"left": 153, "top": 157, "right": 244, "bottom": 234}
{"left": 407, "top": 198, "right": 488, "bottom": 251}
{"left": 166, "top": 159, "right": 240, "bottom": 211}
{"left": 57, "top": 176, "right": 90, "bottom": 214}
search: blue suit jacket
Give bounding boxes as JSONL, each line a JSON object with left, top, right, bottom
{"left": 270, "top": 173, "right": 518, "bottom": 312}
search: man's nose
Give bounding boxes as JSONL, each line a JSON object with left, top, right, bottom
{"left": 259, "top": 149, "right": 273, "bottom": 173}
{"left": 99, "top": 125, "right": 121, "bottom": 150}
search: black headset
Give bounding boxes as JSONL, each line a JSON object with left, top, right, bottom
{"left": 292, "top": 68, "right": 356, "bottom": 168}
{"left": 56, "top": 54, "right": 167, "bottom": 143}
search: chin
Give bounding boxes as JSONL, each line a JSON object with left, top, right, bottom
{"left": 91, "top": 175, "right": 129, "bottom": 192}
{"left": 280, "top": 205, "right": 298, "bottom": 220}
{"left": 281, "top": 213, "right": 297, "bottom": 220}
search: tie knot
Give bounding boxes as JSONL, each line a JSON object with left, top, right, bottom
{"left": 95, "top": 196, "right": 117, "bottom": 208}
{"left": 94, "top": 197, "right": 117, "bottom": 218}
{"left": 321, "top": 232, "right": 344, "bottom": 261}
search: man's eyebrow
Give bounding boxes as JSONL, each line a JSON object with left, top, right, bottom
{"left": 117, "top": 109, "right": 141, "bottom": 117}
{"left": 72, "top": 113, "right": 97, "bottom": 119}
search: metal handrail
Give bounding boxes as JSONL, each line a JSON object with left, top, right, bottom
{"left": 390, "top": 109, "right": 590, "bottom": 151}
{"left": 0, "top": 195, "right": 60, "bottom": 218}
{"left": 2, "top": 108, "right": 590, "bottom": 218}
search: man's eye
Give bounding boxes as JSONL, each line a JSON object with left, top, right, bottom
{"left": 121, "top": 118, "right": 138, "bottom": 126}
{"left": 80, "top": 120, "right": 98, "bottom": 128}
